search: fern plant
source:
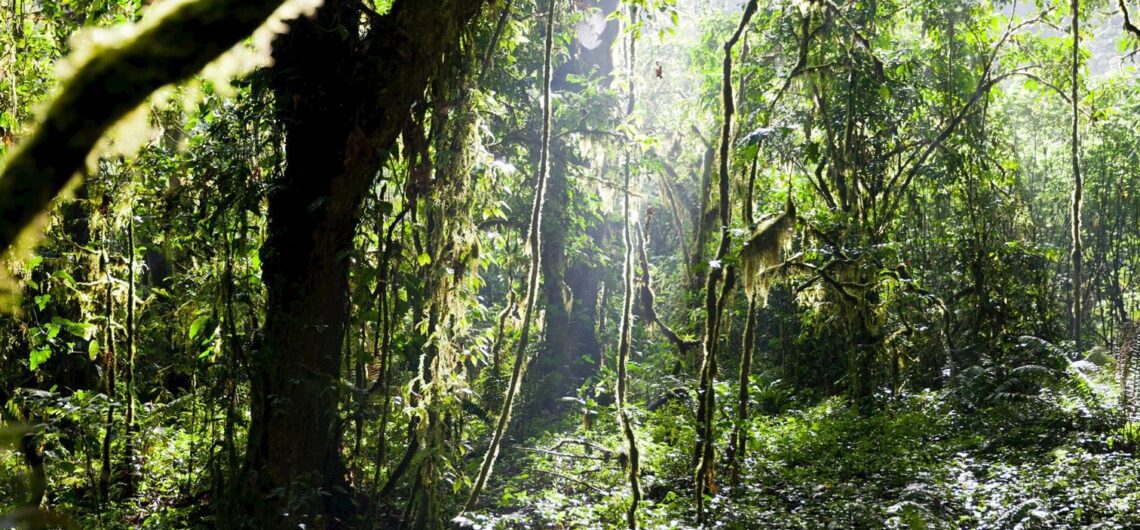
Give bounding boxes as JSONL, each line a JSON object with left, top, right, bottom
{"left": 949, "top": 336, "right": 1112, "bottom": 425}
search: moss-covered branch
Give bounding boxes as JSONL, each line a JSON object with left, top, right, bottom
{"left": 1122, "top": 0, "right": 1140, "bottom": 39}
{"left": 0, "top": 0, "right": 292, "bottom": 253}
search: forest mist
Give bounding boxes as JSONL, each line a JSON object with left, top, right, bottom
{"left": 1, "top": 0, "right": 1140, "bottom": 528}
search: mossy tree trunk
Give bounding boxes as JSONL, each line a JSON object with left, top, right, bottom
{"left": 465, "top": 0, "right": 557, "bottom": 511}
{"left": 1070, "top": 0, "right": 1083, "bottom": 352}
{"left": 235, "top": 1, "right": 487, "bottom": 528}
{"left": 532, "top": 0, "right": 620, "bottom": 413}
{"left": 98, "top": 216, "right": 116, "bottom": 504}
{"left": 123, "top": 203, "right": 138, "bottom": 496}
{"left": 694, "top": 2, "right": 757, "bottom": 522}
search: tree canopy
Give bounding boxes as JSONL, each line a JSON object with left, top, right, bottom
{"left": 2, "top": 0, "right": 1140, "bottom": 528}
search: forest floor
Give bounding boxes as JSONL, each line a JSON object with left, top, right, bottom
{"left": 3, "top": 357, "right": 1136, "bottom": 529}
{"left": 465, "top": 369, "right": 1140, "bottom": 529}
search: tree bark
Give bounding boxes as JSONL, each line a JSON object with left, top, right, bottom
{"left": 618, "top": 19, "right": 640, "bottom": 528}
{"left": 1071, "top": 0, "right": 1083, "bottom": 352}
{"left": 123, "top": 204, "right": 138, "bottom": 496}
{"left": 532, "top": 0, "right": 620, "bottom": 412}
{"left": 20, "top": 430, "right": 46, "bottom": 508}
{"left": 465, "top": 0, "right": 557, "bottom": 511}
{"left": 694, "top": 2, "right": 756, "bottom": 522}
{"left": 727, "top": 295, "right": 757, "bottom": 487}
{"left": 534, "top": 152, "right": 600, "bottom": 410}
{"left": 98, "top": 219, "right": 116, "bottom": 503}
{"left": 235, "top": 1, "right": 487, "bottom": 528}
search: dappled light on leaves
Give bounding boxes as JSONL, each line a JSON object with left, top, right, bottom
{"left": 0, "top": 0, "right": 1139, "bottom": 528}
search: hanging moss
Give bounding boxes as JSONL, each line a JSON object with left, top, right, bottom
{"left": 740, "top": 200, "right": 796, "bottom": 304}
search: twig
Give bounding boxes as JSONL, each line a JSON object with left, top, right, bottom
{"left": 549, "top": 437, "right": 616, "bottom": 457}
{"left": 533, "top": 468, "right": 608, "bottom": 494}
{"left": 478, "top": 0, "right": 515, "bottom": 86}
{"left": 514, "top": 446, "right": 612, "bottom": 461}
{"left": 1121, "top": 0, "right": 1140, "bottom": 39}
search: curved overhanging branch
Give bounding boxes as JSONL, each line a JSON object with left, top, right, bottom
{"left": 1121, "top": 0, "right": 1140, "bottom": 39}
{"left": 0, "top": 0, "right": 307, "bottom": 254}
{"left": 478, "top": 0, "right": 516, "bottom": 86}
{"left": 821, "top": 0, "right": 887, "bottom": 78}
{"left": 875, "top": 7, "right": 1055, "bottom": 233}
{"left": 635, "top": 223, "right": 699, "bottom": 357}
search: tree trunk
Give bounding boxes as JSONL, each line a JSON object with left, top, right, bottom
{"left": 98, "top": 218, "right": 116, "bottom": 503}
{"left": 1071, "top": 0, "right": 1083, "bottom": 352}
{"left": 533, "top": 0, "right": 620, "bottom": 412}
{"left": 728, "top": 295, "right": 757, "bottom": 486}
{"left": 534, "top": 191, "right": 603, "bottom": 411}
{"left": 465, "top": 0, "right": 557, "bottom": 510}
{"left": 20, "top": 430, "right": 46, "bottom": 508}
{"left": 694, "top": 3, "right": 756, "bottom": 522}
{"left": 235, "top": 1, "right": 487, "bottom": 527}
{"left": 123, "top": 204, "right": 138, "bottom": 496}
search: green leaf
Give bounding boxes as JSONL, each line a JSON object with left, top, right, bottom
{"left": 189, "top": 315, "right": 211, "bottom": 340}
{"left": 52, "top": 270, "right": 77, "bottom": 288}
{"left": 44, "top": 322, "right": 61, "bottom": 339}
{"left": 63, "top": 320, "right": 97, "bottom": 340}
{"left": 417, "top": 253, "right": 432, "bottom": 266}
{"left": 88, "top": 340, "right": 100, "bottom": 361}
{"left": 29, "top": 347, "right": 51, "bottom": 371}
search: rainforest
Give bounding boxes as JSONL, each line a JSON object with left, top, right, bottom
{"left": 1, "top": 0, "right": 1139, "bottom": 528}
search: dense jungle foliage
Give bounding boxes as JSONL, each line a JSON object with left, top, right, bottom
{"left": 1, "top": 0, "right": 1140, "bottom": 528}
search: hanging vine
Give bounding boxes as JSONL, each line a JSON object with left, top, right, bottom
{"left": 463, "top": 0, "right": 557, "bottom": 511}
{"left": 693, "top": 1, "right": 757, "bottom": 522}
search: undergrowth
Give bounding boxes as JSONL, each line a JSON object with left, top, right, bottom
{"left": 461, "top": 351, "right": 1139, "bottom": 529}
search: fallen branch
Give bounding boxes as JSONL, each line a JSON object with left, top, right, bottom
{"left": 514, "top": 446, "right": 612, "bottom": 461}
{"left": 533, "top": 468, "right": 608, "bottom": 494}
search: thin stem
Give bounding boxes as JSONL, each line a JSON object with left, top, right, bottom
{"left": 695, "top": 1, "right": 757, "bottom": 522}
{"left": 464, "top": 0, "right": 557, "bottom": 511}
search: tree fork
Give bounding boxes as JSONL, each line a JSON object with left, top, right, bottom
{"left": 236, "top": 1, "right": 488, "bottom": 525}
{"left": 635, "top": 224, "right": 697, "bottom": 361}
